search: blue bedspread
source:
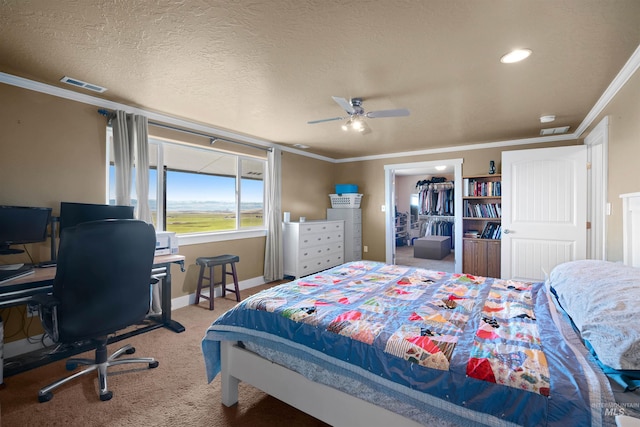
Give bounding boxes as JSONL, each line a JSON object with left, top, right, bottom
{"left": 202, "top": 261, "right": 616, "bottom": 426}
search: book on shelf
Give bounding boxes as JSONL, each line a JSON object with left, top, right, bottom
{"left": 463, "top": 200, "right": 502, "bottom": 218}
{"left": 464, "top": 179, "right": 502, "bottom": 197}
{"left": 480, "top": 222, "right": 501, "bottom": 239}
{"left": 464, "top": 230, "right": 480, "bottom": 238}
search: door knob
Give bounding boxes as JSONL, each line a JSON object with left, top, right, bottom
{"left": 503, "top": 229, "right": 512, "bottom": 234}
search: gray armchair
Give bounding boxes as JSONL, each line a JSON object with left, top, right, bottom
{"left": 31, "top": 219, "right": 158, "bottom": 402}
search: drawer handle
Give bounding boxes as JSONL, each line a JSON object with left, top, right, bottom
{"left": 303, "top": 252, "right": 308, "bottom": 256}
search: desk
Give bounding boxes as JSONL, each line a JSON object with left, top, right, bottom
{"left": 0, "top": 254, "right": 186, "bottom": 377}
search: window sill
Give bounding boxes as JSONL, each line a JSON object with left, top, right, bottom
{"left": 177, "top": 229, "right": 267, "bottom": 246}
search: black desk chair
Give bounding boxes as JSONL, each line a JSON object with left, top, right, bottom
{"left": 31, "top": 219, "right": 158, "bottom": 402}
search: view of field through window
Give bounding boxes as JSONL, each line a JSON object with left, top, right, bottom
{"left": 109, "top": 140, "right": 265, "bottom": 234}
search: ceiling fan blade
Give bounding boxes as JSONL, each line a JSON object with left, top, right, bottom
{"left": 307, "top": 116, "right": 345, "bottom": 124}
{"left": 366, "top": 108, "right": 410, "bottom": 119}
{"left": 332, "top": 96, "right": 356, "bottom": 114}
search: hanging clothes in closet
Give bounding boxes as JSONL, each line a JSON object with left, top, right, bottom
{"left": 419, "top": 216, "right": 455, "bottom": 249}
{"left": 416, "top": 180, "right": 454, "bottom": 216}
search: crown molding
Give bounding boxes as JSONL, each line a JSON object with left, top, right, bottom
{"left": 334, "top": 133, "right": 578, "bottom": 163}
{"left": 574, "top": 43, "right": 640, "bottom": 137}
{"left": 0, "top": 72, "right": 278, "bottom": 150}
{"left": 4, "top": 38, "right": 640, "bottom": 166}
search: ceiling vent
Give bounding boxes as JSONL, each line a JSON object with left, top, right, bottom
{"left": 540, "top": 126, "right": 570, "bottom": 136}
{"left": 60, "top": 76, "right": 107, "bottom": 93}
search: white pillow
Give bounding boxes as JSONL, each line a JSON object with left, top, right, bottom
{"left": 549, "top": 259, "right": 640, "bottom": 370}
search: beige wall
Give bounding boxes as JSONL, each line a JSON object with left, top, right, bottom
{"left": 582, "top": 68, "right": 640, "bottom": 261}
{"left": 0, "top": 82, "right": 335, "bottom": 341}
{"left": 2, "top": 63, "right": 638, "bottom": 340}
{"left": 332, "top": 142, "right": 579, "bottom": 262}
{"left": 281, "top": 151, "right": 334, "bottom": 221}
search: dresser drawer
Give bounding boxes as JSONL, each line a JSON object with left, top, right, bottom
{"left": 298, "top": 242, "right": 344, "bottom": 261}
{"left": 298, "top": 253, "right": 344, "bottom": 277}
{"left": 283, "top": 220, "right": 345, "bottom": 278}
{"left": 353, "top": 223, "right": 362, "bottom": 237}
{"left": 299, "top": 229, "right": 343, "bottom": 249}
{"left": 298, "top": 221, "right": 343, "bottom": 236}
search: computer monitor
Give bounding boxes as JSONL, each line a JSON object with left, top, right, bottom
{"left": 59, "top": 202, "right": 135, "bottom": 236}
{"left": 0, "top": 205, "right": 52, "bottom": 255}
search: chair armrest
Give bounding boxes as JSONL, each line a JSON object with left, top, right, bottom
{"left": 30, "top": 293, "right": 61, "bottom": 342}
{"left": 30, "top": 293, "right": 60, "bottom": 309}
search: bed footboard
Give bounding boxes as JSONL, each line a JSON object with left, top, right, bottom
{"left": 218, "top": 340, "right": 424, "bottom": 427}
{"left": 220, "top": 340, "right": 241, "bottom": 406}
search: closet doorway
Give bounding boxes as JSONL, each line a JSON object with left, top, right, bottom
{"left": 384, "top": 159, "right": 463, "bottom": 273}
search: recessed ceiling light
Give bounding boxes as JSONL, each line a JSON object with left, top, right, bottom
{"left": 500, "top": 48, "right": 532, "bottom": 64}
{"left": 540, "top": 115, "right": 556, "bottom": 123}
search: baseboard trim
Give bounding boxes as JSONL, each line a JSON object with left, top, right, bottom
{"left": 171, "top": 275, "right": 266, "bottom": 310}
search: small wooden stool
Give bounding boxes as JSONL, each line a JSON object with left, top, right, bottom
{"left": 195, "top": 255, "right": 241, "bottom": 310}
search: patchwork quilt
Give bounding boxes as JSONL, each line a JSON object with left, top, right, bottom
{"left": 203, "top": 261, "right": 616, "bottom": 426}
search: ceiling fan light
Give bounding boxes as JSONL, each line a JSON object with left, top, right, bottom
{"left": 342, "top": 120, "right": 351, "bottom": 131}
{"left": 352, "top": 118, "right": 364, "bottom": 131}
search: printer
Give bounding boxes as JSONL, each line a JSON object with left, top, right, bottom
{"left": 155, "top": 231, "right": 179, "bottom": 256}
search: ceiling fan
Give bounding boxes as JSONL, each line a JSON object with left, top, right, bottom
{"left": 308, "top": 96, "right": 410, "bottom": 133}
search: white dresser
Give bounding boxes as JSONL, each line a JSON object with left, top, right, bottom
{"left": 283, "top": 220, "right": 345, "bottom": 278}
{"left": 327, "top": 208, "right": 362, "bottom": 262}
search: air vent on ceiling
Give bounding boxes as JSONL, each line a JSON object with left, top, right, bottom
{"left": 60, "top": 76, "right": 107, "bottom": 93}
{"left": 540, "top": 126, "right": 570, "bottom": 136}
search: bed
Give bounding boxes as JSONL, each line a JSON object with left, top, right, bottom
{"left": 201, "top": 260, "right": 640, "bottom": 426}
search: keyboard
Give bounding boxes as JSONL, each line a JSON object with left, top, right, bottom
{"left": 0, "top": 265, "right": 35, "bottom": 285}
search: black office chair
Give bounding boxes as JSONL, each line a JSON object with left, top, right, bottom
{"left": 31, "top": 219, "right": 158, "bottom": 402}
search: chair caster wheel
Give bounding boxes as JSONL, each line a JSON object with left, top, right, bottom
{"left": 100, "top": 391, "right": 113, "bottom": 401}
{"left": 38, "top": 392, "right": 53, "bottom": 403}
{"left": 149, "top": 360, "right": 159, "bottom": 369}
{"left": 125, "top": 347, "right": 136, "bottom": 355}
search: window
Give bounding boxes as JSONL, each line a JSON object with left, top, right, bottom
{"left": 108, "top": 132, "right": 266, "bottom": 239}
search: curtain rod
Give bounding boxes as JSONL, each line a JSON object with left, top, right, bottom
{"left": 98, "top": 109, "right": 272, "bottom": 152}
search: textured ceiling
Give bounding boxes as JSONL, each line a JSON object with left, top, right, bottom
{"left": 2, "top": 0, "right": 640, "bottom": 159}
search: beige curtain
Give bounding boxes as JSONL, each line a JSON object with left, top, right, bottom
{"left": 112, "top": 111, "right": 159, "bottom": 312}
{"left": 111, "top": 111, "right": 152, "bottom": 222}
{"left": 263, "top": 147, "right": 283, "bottom": 281}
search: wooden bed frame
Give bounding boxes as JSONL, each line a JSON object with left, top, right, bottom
{"left": 219, "top": 341, "right": 640, "bottom": 427}
{"left": 219, "top": 340, "right": 424, "bottom": 427}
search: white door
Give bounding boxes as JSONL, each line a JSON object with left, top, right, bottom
{"left": 501, "top": 145, "right": 587, "bottom": 281}
{"left": 585, "top": 116, "right": 609, "bottom": 260}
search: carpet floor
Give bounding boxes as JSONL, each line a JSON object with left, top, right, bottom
{"left": 0, "top": 283, "right": 329, "bottom": 427}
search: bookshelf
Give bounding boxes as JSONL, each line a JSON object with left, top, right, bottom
{"left": 462, "top": 174, "right": 501, "bottom": 277}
